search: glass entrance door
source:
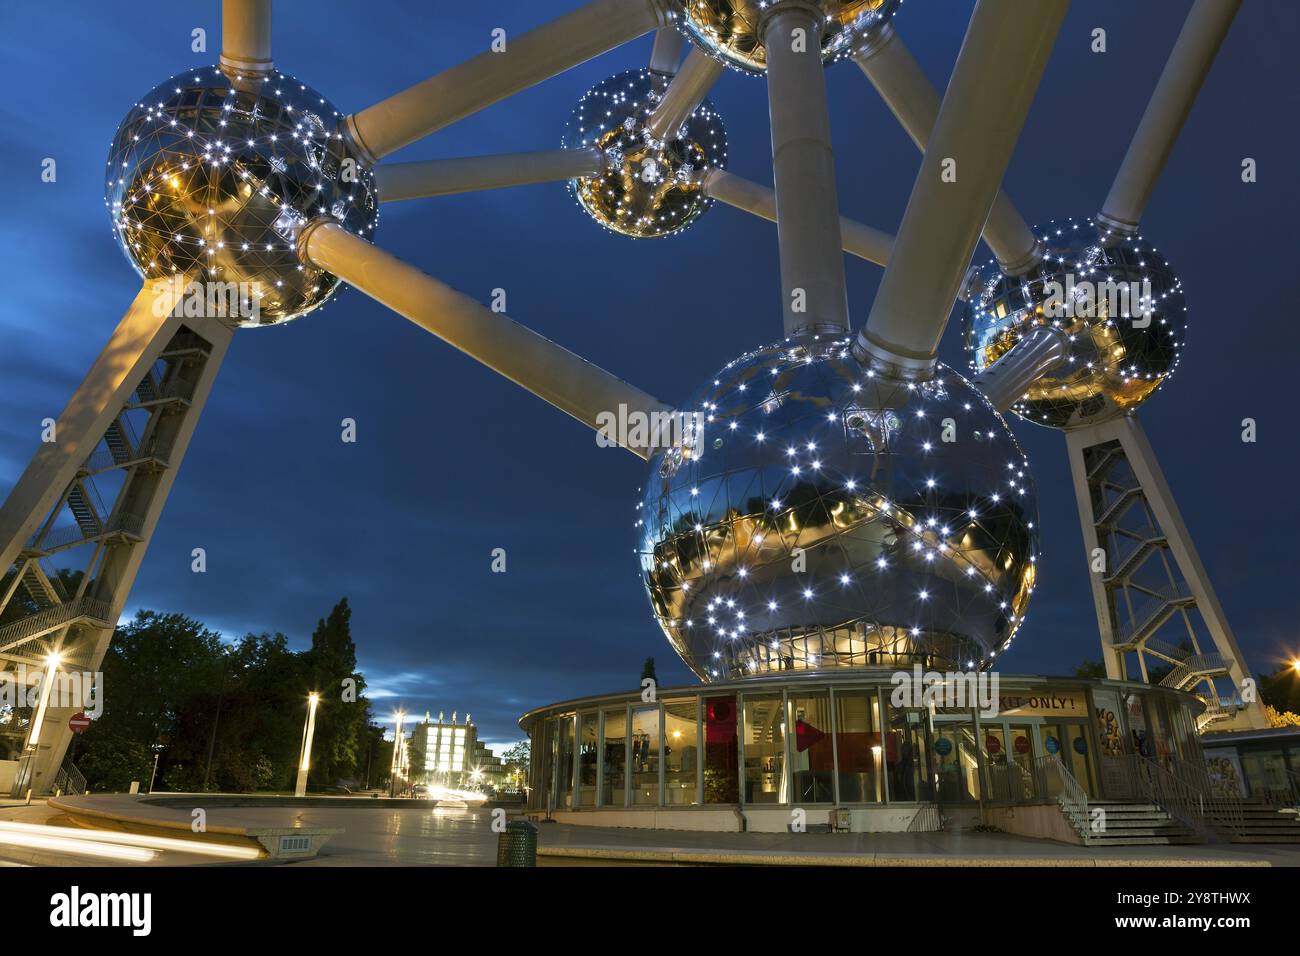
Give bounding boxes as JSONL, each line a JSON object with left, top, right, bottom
{"left": 931, "top": 720, "right": 981, "bottom": 804}
{"left": 1006, "top": 724, "right": 1038, "bottom": 802}
{"left": 1039, "top": 721, "right": 1098, "bottom": 798}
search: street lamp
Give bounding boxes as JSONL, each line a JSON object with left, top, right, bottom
{"left": 389, "top": 710, "right": 406, "bottom": 797}
{"left": 18, "top": 651, "right": 62, "bottom": 796}
{"left": 294, "top": 692, "right": 320, "bottom": 798}
{"left": 26, "top": 651, "right": 62, "bottom": 756}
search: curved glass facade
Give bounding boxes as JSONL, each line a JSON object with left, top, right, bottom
{"left": 520, "top": 673, "right": 1204, "bottom": 815}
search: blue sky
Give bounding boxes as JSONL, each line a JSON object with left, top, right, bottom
{"left": 1, "top": 1, "right": 1297, "bottom": 750}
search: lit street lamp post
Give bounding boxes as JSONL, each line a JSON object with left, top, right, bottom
{"left": 16, "top": 652, "right": 62, "bottom": 796}
{"left": 389, "top": 710, "right": 405, "bottom": 798}
{"left": 294, "top": 692, "right": 321, "bottom": 798}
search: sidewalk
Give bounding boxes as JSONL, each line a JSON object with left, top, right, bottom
{"left": 535, "top": 823, "right": 1300, "bottom": 867}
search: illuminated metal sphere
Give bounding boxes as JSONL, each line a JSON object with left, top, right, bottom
{"left": 105, "top": 66, "right": 379, "bottom": 327}
{"left": 963, "top": 217, "right": 1187, "bottom": 430}
{"left": 677, "top": 0, "right": 900, "bottom": 75}
{"left": 563, "top": 69, "right": 727, "bottom": 239}
{"left": 636, "top": 337, "right": 1039, "bottom": 682}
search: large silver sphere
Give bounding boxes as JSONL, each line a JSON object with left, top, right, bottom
{"left": 636, "top": 338, "right": 1040, "bottom": 681}
{"left": 963, "top": 217, "right": 1187, "bottom": 430}
{"left": 563, "top": 69, "right": 726, "bottom": 239}
{"left": 106, "top": 67, "right": 379, "bottom": 327}
{"left": 678, "top": 0, "right": 899, "bottom": 75}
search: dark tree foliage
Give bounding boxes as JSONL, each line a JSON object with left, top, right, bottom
{"left": 1260, "top": 664, "right": 1300, "bottom": 716}
{"left": 1071, "top": 660, "right": 1108, "bottom": 679}
{"left": 77, "top": 600, "right": 384, "bottom": 793}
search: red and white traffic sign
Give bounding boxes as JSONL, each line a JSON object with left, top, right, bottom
{"left": 68, "top": 712, "right": 91, "bottom": 734}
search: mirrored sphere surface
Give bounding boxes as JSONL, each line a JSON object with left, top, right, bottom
{"left": 563, "top": 69, "right": 727, "bottom": 239}
{"left": 637, "top": 339, "right": 1039, "bottom": 682}
{"left": 678, "top": 0, "right": 899, "bottom": 74}
{"left": 106, "top": 67, "right": 379, "bottom": 327}
{"left": 963, "top": 217, "right": 1187, "bottom": 430}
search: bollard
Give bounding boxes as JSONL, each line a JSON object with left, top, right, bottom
{"left": 496, "top": 819, "right": 539, "bottom": 867}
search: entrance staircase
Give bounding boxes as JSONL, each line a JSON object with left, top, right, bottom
{"left": 1212, "top": 801, "right": 1300, "bottom": 844}
{"left": 1038, "top": 753, "right": 1300, "bottom": 847}
{"left": 1061, "top": 800, "right": 1198, "bottom": 846}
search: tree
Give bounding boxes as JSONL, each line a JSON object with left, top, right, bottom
{"left": 300, "top": 598, "right": 373, "bottom": 787}
{"left": 1265, "top": 705, "right": 1300, "bottom": 729}
{"left": 362, "top": 725, "right": 392, "bottom": 790}
{"left": 1259, "top": 664, "right": 1300, "bottom": 717}
{"left": 1071, "top": 660, "right": 1107, "bottom": 679}
{"left": 406, "top": 732, "right": 427, "bottom": 781}
{"left": 86, "top": 611, "right": 228, "bottom": 785}
{"left": 641, "top": 657, "right": 657, "bottom": 684}
{"left": 75, "top": 601, "right": 380, "bottom": 794}
{"left": 502, "top": 740, "right": 530, "bottom": 790}
{"left": 75, "top": 730, "right": 153, "bottom": 793}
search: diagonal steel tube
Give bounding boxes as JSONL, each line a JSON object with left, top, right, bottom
{"left": 344, "top": 0, "right": 673, "bottom": 163}
{"left": 648, "top": 26, "right": 686, "bottom": 75}
{"left": 1098, "top": 0, "right": 1242, "bottom": 233}
{"left": 297, "top": 221, "right": 675, "bottom": 459}
{"left": 764, "top": 2, "right": 851, "bottom": 337}
{"left": 220, "top": 0, "right": 273, "bottom": 77}
{"left": 699, "top": 169, "right": 893, "bottom": 267}
{"left": 855, "top": 0, "right": 1068, "bottom": 379}
{"left": 853, "top": 22, "right": 1039, "bottom": 275}
{"left": 971, "top": 326, "right": 1069, "bottom": 411}
{"left": 645, "top": 47, "right": 726, "bottom": 141}
{"left": 375, "top": 148, "right": 604, "bottom": 202}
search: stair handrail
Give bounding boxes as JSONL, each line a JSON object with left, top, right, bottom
{"left": 1142, "top": 635, "right": 1192, "bottom": 661}
{"left": 1254, "top": 768, "right": 1300, "bottom": 811}
{"left": 1034, "top": 754, "right": 1090, "bottom": 838}
{"left": 1114, "top": 585, "right": 1195, "bottom": 647}
{"left": 25, "top": 511, "right": 148, "bottom": 553}
{"left": 1118, "top": 753, "right": 1244, "bottom": 842}
{"left": 0, "top": 596, "right": 114, "bottom": 651}
{"left": 1160, "top": 651, "right": 1228, "bottom": 690}
{"left": 53, "top": 758, "right": 87, "bottom": 796}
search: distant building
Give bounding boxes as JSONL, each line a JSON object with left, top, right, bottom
{"left": 410, "top": 711, "right": 507, "bottom": 791}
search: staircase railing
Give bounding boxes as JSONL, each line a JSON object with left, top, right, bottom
{"left": 1253, "top": 768, "right": 1300, "bottom": 811}
{"left": 983, "top": 761, "right": 1042, "bottom": 805}
{"left": 0, "top": 596, "right": 113, "bottom": 652}
{"left": 1160, "top": 651, "right": 1228, "bottom": 690}
{"left": 1196, "top": 695, "right": 1242, "bottom": 731}
{"left": 26, "top": 512, "right": 147, "bottom": 554}
{"left": 1035, "top": 754, "right": 1090, "bottom": 840}
{"left": 53, "top": 759, "right": 87, "bottom": 796}
{"left": 1116, "top": 753, "right": 1244, "bottom": 842}
{"left": 1114, "top": 585, "right": 1194, "bottom": 647}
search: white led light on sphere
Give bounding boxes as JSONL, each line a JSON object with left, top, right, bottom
{"left": 636, "top": 337, "right": 1040, "bottom": 681}
{"left": 963, "top": 217, "right": 1187, "bottom": 430}
{"left": 563, "top": 69, "right": 728, "bottom": 239}
{"left": 105, "top": 67, "right": 380, "bottom": 326}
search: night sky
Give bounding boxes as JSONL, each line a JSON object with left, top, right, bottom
{"left": 1, "top": 1, "right": 1297, "bottom": 751}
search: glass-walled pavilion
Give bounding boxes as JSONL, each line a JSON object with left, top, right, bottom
{"left": 520, "top": 672, "right": 1204, "bottom": 821}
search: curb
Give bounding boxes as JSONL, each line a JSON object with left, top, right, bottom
{"left": 537, "top": 846, "right": 1273, "bottom": 867}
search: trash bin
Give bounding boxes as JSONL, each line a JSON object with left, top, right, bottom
{"left": 497, "top": 819, "right": 539, "bottom": 867}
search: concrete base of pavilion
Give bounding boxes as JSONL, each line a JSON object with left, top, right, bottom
{"left": 532, "top": 824, "right": 1299, "bottom": 867}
